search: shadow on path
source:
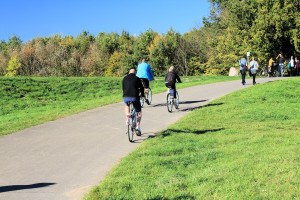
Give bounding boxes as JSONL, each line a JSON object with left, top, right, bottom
{"left": 132, "top": 132, "right": 156, "bottom": 143}
{"left": 160, "top": 128, "right": 225, "bottom": 138}
{"left": 0, "top": 183, "right": 56, "bottom": 193}
{"left": 150, "top": 100, "right": 208, "bottom": 108}
{"left": 180, "top": 100, "right": 208, "bottom": 104}
{"left": 179, "top": 103, "right": 224, "bottom": 112}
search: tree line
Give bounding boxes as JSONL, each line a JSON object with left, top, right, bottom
{"left": 1, "top": 0, "right": 299, "bottom": 77}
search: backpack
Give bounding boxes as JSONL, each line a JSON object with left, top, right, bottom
{"left": 250, "top": 61, "right": 257, "bottom": 75}
{"left": 240, "top": 60, "right": 247, "bottom": 74}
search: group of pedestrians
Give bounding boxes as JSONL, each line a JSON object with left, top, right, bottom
{"left": 269, "top": 54, "right": 299, "bottom": 77}
{"left": 122, "top": 59, "right": 181, "bottom": 136}
{"left": 239, "top": 53, "right": 300, "bottom": 85}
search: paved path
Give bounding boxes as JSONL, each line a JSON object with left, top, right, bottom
{"left": 0, "top": 77, "right": 287, "bottom": 200}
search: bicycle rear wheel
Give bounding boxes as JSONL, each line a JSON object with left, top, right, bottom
{"left": 148, "top": 88, "right": 152, "bottom": 105}
{"left": 167, "top": 93, "right": 173, "bottom": 113}
{"left": 174, "top": 91, "right": 179, "bottom": 109}
{"left": 127, "top": 103, "right": 136, "bottom": 142}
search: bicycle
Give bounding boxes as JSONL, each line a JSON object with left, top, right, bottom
{"left": 258, "top": 65, "right": 268, "bottom": 77}
{"left": 140, "top": 79, "right": 152, "bottom": 107}
{"left": 126, "top": 101, "right": 137, "bottom": 142}
{"left": 166, "top": 89, "right": 179, "bottom": 113}
{"left": 259, "top": 64, "right": 277, "bottom": 77}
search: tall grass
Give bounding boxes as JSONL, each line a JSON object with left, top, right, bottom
{"left": 85, "top": 78, "right": 300, "bottom": 199}
{"left": 0, "top": 75, "right": 239, "bottom": 136}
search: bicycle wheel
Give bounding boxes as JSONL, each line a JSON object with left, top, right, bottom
{"left": 148, "top": 88, "right": 152, "bottom": 105}
{"left": 167, "top": 93, "right": 173, "bottom": 113}
{"left": 140, "top": 96, "right": 144, "bottom": 108}
{"left": 127, "top": 103, "right": 136, "bottom": 142}
{"left": 259, "top": 70, "right": 266, "bottom": 77}
{"left": 174, "top": 91, "right": 179, "bottom": 109}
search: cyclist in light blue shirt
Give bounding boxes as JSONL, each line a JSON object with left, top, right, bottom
{"left": 136, "top": 59, "right": 155, "bottom": 104}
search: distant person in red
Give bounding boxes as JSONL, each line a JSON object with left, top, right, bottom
{"left": 295, "top": 57, "right": 299, "bottom": 76}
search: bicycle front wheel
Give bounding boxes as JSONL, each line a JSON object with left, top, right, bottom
{"left": 140, "top": 96, "right": 144, "bottom": 108}
{"left": 148, "top": 88, "right": 152, "bottom": 105}
{"left": 167, "top": 93, "right": 173, "bottom": 113}
{"left": 174, "top": 91, "right": 179, "bottom": 109}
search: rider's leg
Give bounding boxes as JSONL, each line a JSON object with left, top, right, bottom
{"left": 125, "top": 105, "right": 129, "bottom": 115}
{"left": 173, "top": 88, "right": 177, "bottom": 104}
{"left": 145, "top": 88, "right": 149, "bottom": 99}
{"left": 136, "top": 111, "right": 142, "bottom": 128}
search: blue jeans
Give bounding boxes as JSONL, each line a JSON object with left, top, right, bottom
{"left": 240, "top": 70, "right": 246, "bottom": 84}
{"left": 123, "top": 97, "right": 141, "bottom": 112}
{"left": 278, "top": 64, "right": 284, "bottom": 77}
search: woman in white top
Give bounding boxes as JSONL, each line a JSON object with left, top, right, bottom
{"left": 249, "top": 57, "right": 259, "bottom": 85}
{"left": 289, "top": 56, "right": 295, "bottom": 76}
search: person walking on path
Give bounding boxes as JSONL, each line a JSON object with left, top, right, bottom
{"left": 268, "top": 57, "right": 274, "bottom": 78}
{"left": 250, "top": 57, "right": 259, "bottom": 85}
{"left": 136, "top": 59, "right": 155, "bottom": 104}
{"left": 276, "top": 54, "right": 286, "bottom": 77}
{"left": 239, "top": 56, "right": 248, "bottom": 85}
{"left": 122, "top": 69, "right": 144, "bottom": 135}
{"left": 289, "top": 56, "right": 295, "bottom": 76}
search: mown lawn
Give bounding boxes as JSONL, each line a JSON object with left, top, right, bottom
{"left": 0, "top": 75, "right": 240, "bottom": 136}
{"left": 85, "top": 78, "right": 300, "bottom": 200}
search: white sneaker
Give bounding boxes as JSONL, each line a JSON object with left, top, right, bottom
{"left": 136, "top": 127, "right": 141, "bottom": 136}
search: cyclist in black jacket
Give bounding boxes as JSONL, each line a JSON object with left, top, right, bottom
{"left": 165, "top": 66, "right": 181, "bottom": 103}
{"left": 122, "top": 69, "right": 144, "bottom": 135}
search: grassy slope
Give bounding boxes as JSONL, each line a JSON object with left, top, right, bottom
{"left": 0, "top": 75, "right": 239, "bottom": 136}
{"left": 85, "top": 78, "right": 300, "bottom": 199}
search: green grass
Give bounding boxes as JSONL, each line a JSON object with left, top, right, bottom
{"left": 0, "top": 75, "right": 240, "bottom": 136}
{"left": 85, "top": 78, "right": 300, "bottom": 200}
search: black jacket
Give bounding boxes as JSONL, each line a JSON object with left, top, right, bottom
{"left": 165, "top": 71, "right": 181, "bottom": 88}
{"left": 122, "top": 73, "right": 144, "bottom": 98}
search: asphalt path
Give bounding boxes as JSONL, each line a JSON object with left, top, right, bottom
{"left": 0, "top": 77, "right": 287, "bottom": 200}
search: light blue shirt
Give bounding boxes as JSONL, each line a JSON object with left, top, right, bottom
{"left": 239, "top": 58, "right": 247, "bottom": 70}
{"left": 250, "top": 61, "right": 258, "bottom": 69}
{"left": 136, "top": 62, "right": 154, "bottom": 81}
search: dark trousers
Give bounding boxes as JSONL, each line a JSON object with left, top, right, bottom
{"left": 290, "top": 67, "right": 294, "bottom": 76}
{"left": 253, "top": 74, "right": 256, "bottom": 84}
{"left": 240, "top": 70, "right": 246, "bottom": 84}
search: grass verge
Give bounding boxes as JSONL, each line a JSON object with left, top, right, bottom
{"left": 85, "top": 78, "right": 300, "bottom": 199}
{"left": 0, "top": 75, "right": 239, "bottom": 136}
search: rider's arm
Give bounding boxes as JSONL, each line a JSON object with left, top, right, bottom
{"left": 148, "top": 65, "right": 155, "bottom": 81}
{"left": 176, "top": 74, "right": 182, "bottom": 83}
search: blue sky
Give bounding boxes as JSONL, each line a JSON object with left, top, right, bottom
{"left": 0, "top": 0, "right": 211, "bottom": 42}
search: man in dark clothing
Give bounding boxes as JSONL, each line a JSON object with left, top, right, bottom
{"left": 165, "top": 66, "right": 182, "bottom": 104}
{"left": 122, "top": 69, "right": 144, "bottom": 135}
{"left": 276, "top": 54, "right": 286, "bottom": 77}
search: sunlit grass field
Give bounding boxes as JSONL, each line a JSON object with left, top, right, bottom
{"left": 85, "top": 78, "right": 300, "bottom": 199}
{"left": 0, "top": 75, "right": 240, "bottom": 136}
